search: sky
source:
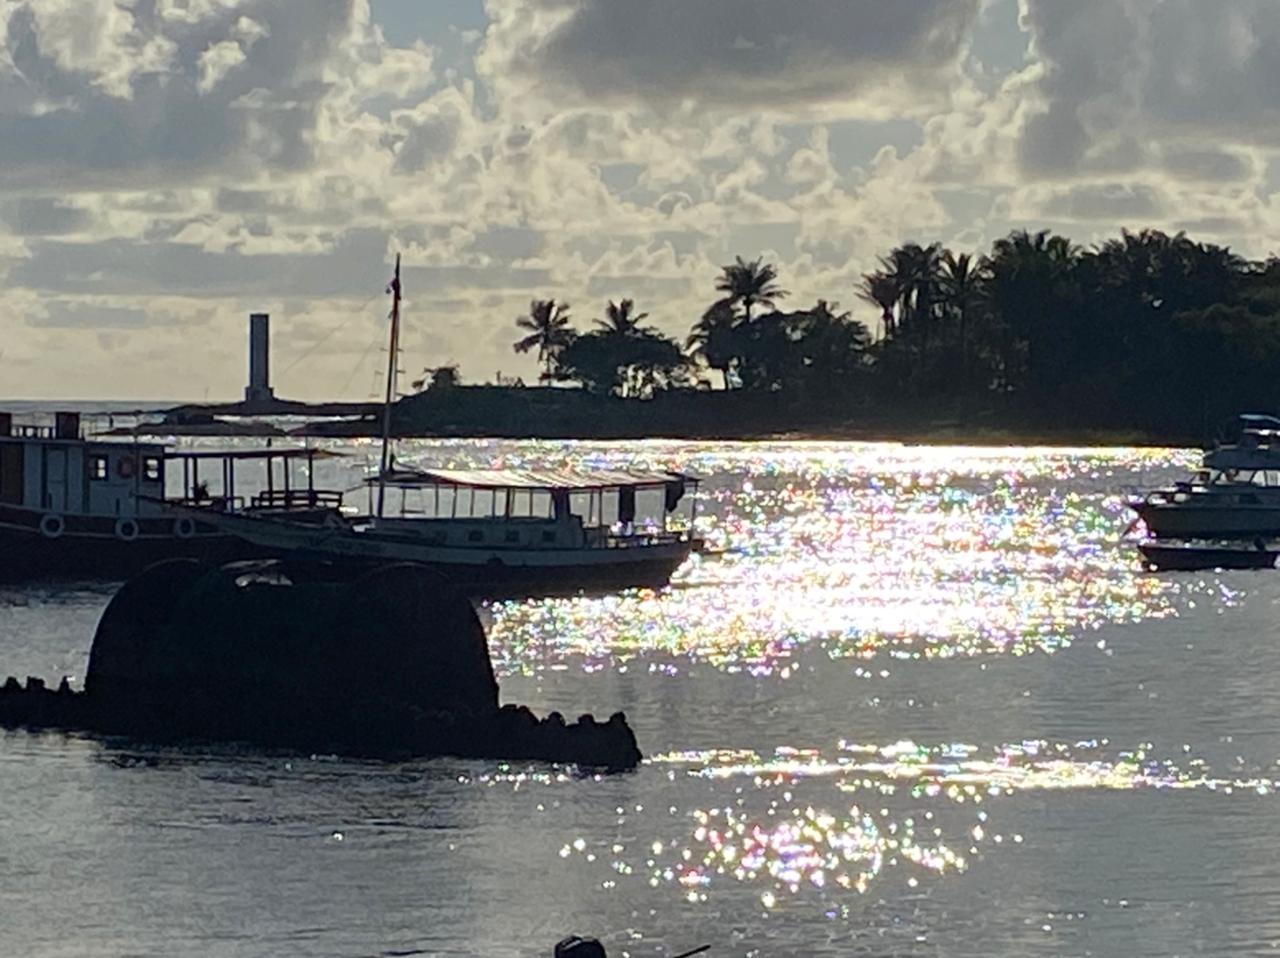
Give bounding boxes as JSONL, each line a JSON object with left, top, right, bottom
{"left": 1, "top": 0, "right": 1279, "bottom": 400}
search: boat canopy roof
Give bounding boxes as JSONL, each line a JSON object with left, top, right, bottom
{"left": 376, "top": 467, "right": 694, "bottom": 491}
{"left": 164, "top": 448, "right": 345, "bottom": 462}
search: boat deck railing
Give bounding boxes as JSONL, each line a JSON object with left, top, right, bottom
{"left": 591, "top": 530, "right": 690, "bottom": 549}
{"left": 249, "top": 489, "right": 344, "bottom": 511}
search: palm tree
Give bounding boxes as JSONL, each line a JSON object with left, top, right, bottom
{"left": 513, "top": 299, "right": 574, "bottom": 382}
{"left": 594, "top": 299, "right": 653, "bottom": 337}
{"left": 986, "top": 230, "right": 1080, "bottom": 391}
{"left": 686, "top": 299, "right": 741, "bottom": 389}
{"left": 716, "top": 256, "right": 789, "bottom": 322}
{"left": 880, "top": 242, "right": 944, "bottom": 335}
{"left": 938, "top": 251, "right": 986, "bottom": 386}
{"left": 857, "top": 272, "right": 900, "bottom": 339}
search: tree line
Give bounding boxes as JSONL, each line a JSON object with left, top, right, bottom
{"left": 489, "top": 228, "right": 1280, "bottom": 433}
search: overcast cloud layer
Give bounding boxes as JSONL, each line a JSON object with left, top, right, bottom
{"left": 1, "top": 0, "right": 1278, "bottom": 400}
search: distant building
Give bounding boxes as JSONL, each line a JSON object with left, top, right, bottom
{"left": 244, "top": 313, "right": 276, "bottom": 404}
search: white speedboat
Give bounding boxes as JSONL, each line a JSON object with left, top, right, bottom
{"left": 1130, "top": 415, "right": 1280, "bottom": 538}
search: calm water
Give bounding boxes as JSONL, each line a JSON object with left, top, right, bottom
{"left": 3, "top": 439, "right": 1280, "bottom": 957}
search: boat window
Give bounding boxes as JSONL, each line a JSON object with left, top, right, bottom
{"left": 143, "top": 457, "right": 162, "bottom": 482}
{"left": 89, "top": 456, "right": 108, "bottom": 481}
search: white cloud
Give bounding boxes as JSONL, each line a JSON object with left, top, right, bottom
{"left": 480, "top": 0, "right": 983, "bottom": 116}
{"left": 2, "top": 0, "right": 1280, "bottom": 399}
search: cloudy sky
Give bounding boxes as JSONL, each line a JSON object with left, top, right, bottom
{"left": 2, "top": 0, "right": 1278, "bottom": 400}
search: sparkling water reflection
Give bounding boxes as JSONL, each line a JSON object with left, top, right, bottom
{"left": 4, "top": 439, "right": 1280, "bottom": 957}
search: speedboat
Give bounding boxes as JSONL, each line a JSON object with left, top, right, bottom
{"left": 1129, "top": 414, "right": 1280, "bottom": 538}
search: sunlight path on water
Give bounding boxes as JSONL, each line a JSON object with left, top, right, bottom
{"left": 483, "top": 444, "right": 1206, "bottom": 677}
{"left": 475, "top": 735, "right": 1279, "bottom": 916}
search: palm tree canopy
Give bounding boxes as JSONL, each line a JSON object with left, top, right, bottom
{"left": 939, "top": 251, "right": 987, "bottom": 311}
{"left": 858, "top": 273, "right": 899, "bottom": 312}
{"left": 716, "top": 256, "right": 789, "bottom": 317}
{"left": 594, "top": 299, "right": 653, "bottom": 337}
{"left": 513, "top": 299, "right": 574, "bottom": 357}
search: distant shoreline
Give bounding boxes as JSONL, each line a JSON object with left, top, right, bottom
{"left": 5, "top": 392, "right": 1207, "bottom": 449}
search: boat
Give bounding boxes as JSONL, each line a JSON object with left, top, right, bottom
{"left": 1129, "top": 414, "right": 1280, "bottom": 538}
{"left": 174, "top": 257, "right": 703, "bottom": 597}
{"left": 1137, "top": 539, "right": 1279, "bottom": 572}
{"left": 0, "top": 410, "right": 343, "bottom": 580}
{"left": 176, "top": 466, "right": 701, "bottom": 596}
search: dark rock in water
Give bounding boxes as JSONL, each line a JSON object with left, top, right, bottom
{"left": 1, "top": 559, "right": 641, "bottom": 770}
{"left": 555, "top": 936, "right": 608, "bottom": 958}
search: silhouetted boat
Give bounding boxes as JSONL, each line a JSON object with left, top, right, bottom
{"left": 0, "top": 410, "right": 343, "bottom": 580}
{"left": 1130, "top": 414, "right": 1280, "bottom": 538}
{"left": 173, "top": 257, "right": 702, "bottom": 596}
{"left": 178, "top": 466, "right": 702, "bottom": 596}
{"left": 1137, "top": 540, "right": 1279, "bottom": 572}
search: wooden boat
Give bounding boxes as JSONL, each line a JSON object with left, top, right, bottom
{"left": 1137, "top": 540, "right": 1279, "bottom": 572}
{"left": 0, "top": 410, "right": 342, "bottom": 580}
{"left": 174, "top": 257, "right": 703, "bottom": 597}
{"left": 176, "top": 467, "right": 702, "bottom": 596}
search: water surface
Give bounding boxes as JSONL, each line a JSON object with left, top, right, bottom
{"left": 4, "top": 440, "right": 1278, "bottom": 957}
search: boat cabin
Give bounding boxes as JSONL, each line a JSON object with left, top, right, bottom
{"left": 0, "top": 411, "right": 342, "bottom": 520}
{"left": 0, "top": 412, "right": 166, "bottom": 518}
{"left": 369, "top": 468, "right": 698, "bottom": 550}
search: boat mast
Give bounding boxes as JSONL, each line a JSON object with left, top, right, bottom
{"left": 377, "top": 254, "right": 402, "bottom": 519}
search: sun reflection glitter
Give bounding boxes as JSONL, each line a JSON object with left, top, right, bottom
{"left": 485, "top": 445, "right": 1207, "bottom": 677}
{"left": 544, "top": 737, "right": 1279, "bottom": 911}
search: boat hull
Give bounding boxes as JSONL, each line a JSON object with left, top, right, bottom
{"left": 290, "top": 548, "right": 694, "bottom": 597}
{"left": 1131, "top": 502, "right": 1280, "bottom": 539}
{"left": 1138, "top": 543, "right": 1278, "bottom": 572}
{"left": 0, "top": 503, "right": 267, "bottom": 581}
{"left": 180, "top": 509, "right": 699, "bottom": 597}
